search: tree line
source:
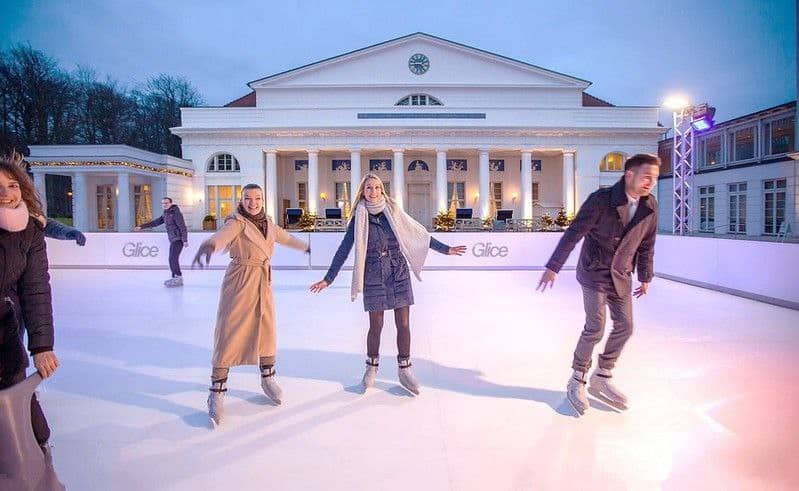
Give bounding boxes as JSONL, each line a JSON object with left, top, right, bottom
{"left": 0, "top": 44, "right": 203, "bottom": 158}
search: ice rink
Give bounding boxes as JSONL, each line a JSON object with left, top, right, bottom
{"left": 36, "top": 268, "right": 799, "bottom": 490}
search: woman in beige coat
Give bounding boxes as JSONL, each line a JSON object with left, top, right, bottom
{"left": 193, "top": 183, "right": 309, "bottom": 428}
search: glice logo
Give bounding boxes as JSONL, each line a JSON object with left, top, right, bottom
{"left": 472, "top": 242, "right": 509, "bottom": 258}
{"left": 122, "top": 242, "right": 160, "bottom": 258}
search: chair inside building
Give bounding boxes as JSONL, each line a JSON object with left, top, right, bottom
{"left": 456, "top": 208, "right": 473, "bottom": 219}
{"left": 285, "top": 208, "right": 303, "bottom": 228}
{"left": 325, "top": 208, "right": 342, "bottom": 219}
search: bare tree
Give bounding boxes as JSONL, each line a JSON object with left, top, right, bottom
{"left": 0, "top": 44, "right": 78, "bottom": 146}
{"left": 133, "top": 74, "right": 203, "bottom": 157}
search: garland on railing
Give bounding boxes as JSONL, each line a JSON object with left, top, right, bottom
{"left": 28, "top": 161, "right": 193, "bottom": 178}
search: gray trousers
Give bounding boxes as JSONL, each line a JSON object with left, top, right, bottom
{"left": 572, "top": 285, "right": 634, "bottom": 372}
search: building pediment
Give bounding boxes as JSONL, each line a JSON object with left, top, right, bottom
{"left": 249, "top": 33, "right": 590, "bottom": 89}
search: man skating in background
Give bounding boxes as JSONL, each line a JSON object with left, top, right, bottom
{"left": 537, "top": 153, "right": 660, "bottom": 416}
{"left": 135, "top": 197, "right": 188, "bottom": 287}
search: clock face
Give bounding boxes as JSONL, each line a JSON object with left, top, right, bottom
{"left": 408, "top": 53, "right": 429, "bottom": 75}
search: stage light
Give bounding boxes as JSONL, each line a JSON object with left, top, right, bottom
{"left": 690, "top": 104, "right": 716, "bottom": 132}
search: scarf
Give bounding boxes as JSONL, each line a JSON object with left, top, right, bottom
{"left": 237, "top": 204, "right": 268, "bottom": 238}
{"left": 351, "top": 197, "right": 431, "bottom": 301}
{"left": 0, "top": 201, "right": 29, "bottom": 232}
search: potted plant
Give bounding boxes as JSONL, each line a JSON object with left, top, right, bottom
{"left": 554, "top": 208, "right": 574, "bottom": 229}
{"left": 540, "top": 213, "right": 554, "bottom": 231}
{"left": 433, "top": 210, "right": 455, "bottom": 231}
{"left": 202, "top": 214, "right": 217, "bottom": 231}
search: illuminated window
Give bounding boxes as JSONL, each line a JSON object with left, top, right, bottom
{"left": 599, "top": 152, "right": 625, "bottom": 172}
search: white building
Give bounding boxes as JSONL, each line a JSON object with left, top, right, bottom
{"left": 26, "top": 145, "right": 195, "bottom": 232}
{"left": 658, "top": 101, "right": 797, "bottom": 238}
{"left": 172, "top": 33, "right": 662, "bottom": 230}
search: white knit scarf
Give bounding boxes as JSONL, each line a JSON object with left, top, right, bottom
{"left": 351, "top": 197, "right": 431, "bottom": 301}
{"left": 0, "top": 201, "right": 29, "bottom": 232}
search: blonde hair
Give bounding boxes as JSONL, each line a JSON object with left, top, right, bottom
{"left": 352, "top": 173, "right": 395, "bottom": 207}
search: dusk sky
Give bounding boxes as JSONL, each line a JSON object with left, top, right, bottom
{"left": 1, "top": 0, "right": 794, "bottom": 126}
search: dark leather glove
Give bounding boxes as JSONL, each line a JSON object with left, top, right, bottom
{"left": 192, "top": 242, "right": 215, "bottom": 268}
{"left": 66, "top": 230, "right": 87, "bottom": 246}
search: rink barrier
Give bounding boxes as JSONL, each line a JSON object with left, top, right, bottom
{"left": 45, "top": 232, "right": 798, "bottom": 309}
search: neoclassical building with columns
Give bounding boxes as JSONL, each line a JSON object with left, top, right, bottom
{"left": 172, "top": 33, "right": 663, "bottom": 231}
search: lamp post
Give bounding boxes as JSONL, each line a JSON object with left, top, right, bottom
{"left": 663, "top": 96, "right": 715, "bottom": 236}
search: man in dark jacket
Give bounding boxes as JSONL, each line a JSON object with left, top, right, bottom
{"left": 135, "top": 197, "right": 188, "bottom": 287}
{"left": 537, "top": 153, "right": 660, "bottom": 416}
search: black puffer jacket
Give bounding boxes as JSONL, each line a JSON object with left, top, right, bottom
{"left": 0, "top": 216, "right": 54, "bottom": 379}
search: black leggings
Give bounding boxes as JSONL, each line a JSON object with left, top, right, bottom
{"left": 169, "top": 240, "right": 184, "bottom": 277}
{"left": 367, "top": 306, "right": 410, "bottom": 361}
{"left": 1, "top": 368, "right": 51, "bottom": 445}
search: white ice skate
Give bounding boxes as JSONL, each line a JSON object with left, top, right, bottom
{"left": 260, "top": 368, "right": 283, "bottom": 405}
{"left": 165, "top": 276, "right": 183, "bottom": 287}
{"left": 362, "top": 358, "right": 379, "bottom": 390}
{"left": 588, "top": 369, "right": 628, "bottom": 409}
{"left": 207, "top": 388, "right": 226, "bottom": 428}
{"left": 566, "top": 373, "right": 589, "bottom": 416}
{"left": 398, "top": 360, "right": 420, "bottom": 396}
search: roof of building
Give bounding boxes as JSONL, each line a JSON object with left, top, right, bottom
{"left": 224, "top": 91, "right": 256, "bottom": 107}
{"left": 246, "top": 32, "right": 593, "bottom": 89}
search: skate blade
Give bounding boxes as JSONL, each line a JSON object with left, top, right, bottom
{"left": 565, "top": 394, "right": 586, "bottom": 416}
{"left": 209, "top": 417, "right": 220, "bottom": 429}
{"left": 398, "top": 383, "right": 419, "bottom": 396}
{"left": 587, "top": 387, "right": 628, "bottom": 411}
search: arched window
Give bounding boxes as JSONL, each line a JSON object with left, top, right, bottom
{"left": 408, "top": 160, "right": 429, "bottom": 171}
{"left": 599, "top": 152, "right": 626, "bottom": 172}
{"left": 207, "top": 153, "right": 240, "bottom": 172}
{"left": 395, "top": 94, "right": 443, "bottom": 106}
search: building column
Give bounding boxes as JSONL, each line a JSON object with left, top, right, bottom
{"left": 72, "top": 172, "right": 89, "bottom": 231}
{"left": 265, "top": 150, "right": 278, "bottom": 221}
{"left": 478, "top": 149, "right": 490, "bottom": 219}
{"left": 563, "top": 150, "right": 576, "bottom": 215}
{"left": 436, "top": 149, "right": 447, "bottom": 213}
{"left": 308, "top": 149, "right": 319, "bottom": 215}
{"left": 116, "top": 171, "right": 132, "bottom": 232}
{"left": 393, "top": 149, "right": 405, "bottom": 209}
{"left": 521, "top": 150, "right": 533, "bottom": 219}
{"left": 350, "top": 148, "right": 361, "bottom": 204}
{"left": 32, "top": 171, "right": 47, "bottom": 216}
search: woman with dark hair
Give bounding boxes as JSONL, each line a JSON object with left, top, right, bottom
{"left": 193, "top": 183, "right": 309, "bottom": 428}
{"left": 310, "top": 173, "right": 466, "bottom": 395}
{"left": 0, "top": 158, "right": 59, "bottom": 451}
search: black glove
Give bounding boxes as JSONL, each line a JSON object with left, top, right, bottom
{"left": 192, "top": 242, "right": 215, "bottom": 268}
{"left": 66, "top": 230, "right": 87, "bottom": 246}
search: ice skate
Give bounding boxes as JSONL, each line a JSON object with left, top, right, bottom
{"left": 362, "top": 357, "right": 379, "bottom": 390}
{"left": 398, "top": 359, "right": 420, "bottom": 395}
{"left": 207, "top": 379, "right": 227, "bottom": 428}
{"left": 165, "top": 276, "right": 183, "bottom": 287}
{"left": 588, "top": 369, "right": 628, "bottom": 409}
{"left": 260, "top": 366, "right": 283, "bottom": 405}
{"left": 566, "top": 372, "right": 589, "bottom": 416}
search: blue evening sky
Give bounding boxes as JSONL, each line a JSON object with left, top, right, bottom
{"left": 1, "top": 0, "right": 794, "bottom": 126}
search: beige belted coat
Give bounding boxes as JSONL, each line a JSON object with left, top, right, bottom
{"left": 204, "top": 213, "right": 308, "bottom": 367}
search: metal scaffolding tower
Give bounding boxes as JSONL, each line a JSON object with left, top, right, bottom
{"left": 672, "top": 108, "right": 696, "bottom": 235}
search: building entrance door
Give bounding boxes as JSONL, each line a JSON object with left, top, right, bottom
{"left": 407, "top": 183, "right": 431, "bottom": 230}
{"left": 96, "top": 184, "right": 115, "bottom": 231}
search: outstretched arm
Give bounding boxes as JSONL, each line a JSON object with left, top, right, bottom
{"left": 310, "top": 219, "right": 354, "bottom": 292}
{"left": 45, "top": 218, "right": 86, "bottom": 245}
{"left": 192, "top": 218, "right": 243, "bottom": 268}
{"left": 136, "top": 215, "right": 164, "bottom": 230}
{"left": 274, "top": 222, "right": 310, "bottom": 253}
{"left": 429, "top": 236, "right": 466, "bottom": 256}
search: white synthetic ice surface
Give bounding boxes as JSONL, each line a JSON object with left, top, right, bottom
{"left": 38, "top": 269, "right": 799, "bottom": 490}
